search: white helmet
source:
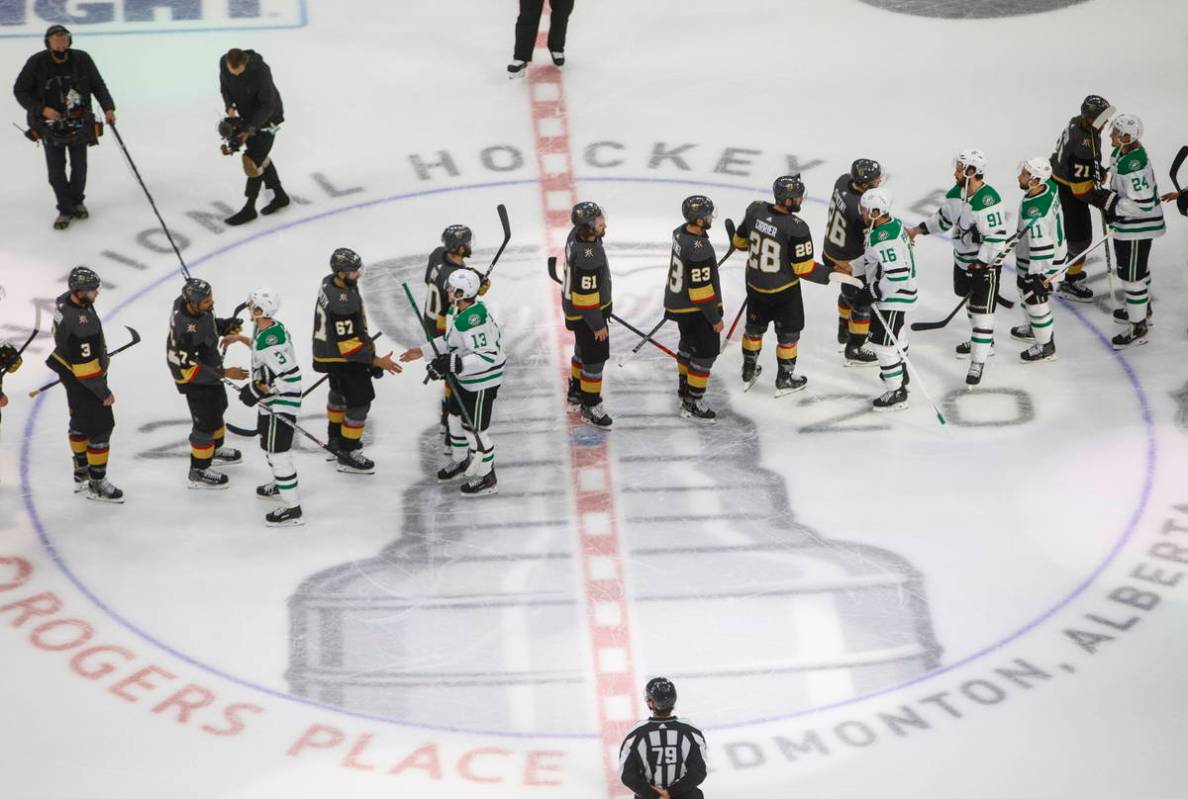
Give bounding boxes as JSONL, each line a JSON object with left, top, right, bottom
{"left": 956, "top": 149, "right": 987, "bottom": 176}
{"left": 247, "top": 287, "right": 279, "bottom": 317}
{"left": 447, "top": 269, "right": 481, "bottom": 301}
{"left": 1111, "top": 113, "right": 1143, "bottom": 142}
{"left": 859, "top": 187, "right": 892, "bottom": 217}
{"left": 1019, "top": 156, "right": 1052, "bottom": 184}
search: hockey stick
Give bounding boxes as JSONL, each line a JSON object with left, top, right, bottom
{"left": 482, "top": 204, "right": 512, "bottom": 279}
{"left": 401, "top": 281, "right": 476, "bottom": 430}
{"left": 221, "top": 378, "right": 341, "bottom": 455}
{"left": 110, "top": 123, "right": 191, "bottom": 280}
{"left": 9, "top": 303, "right": 42, "bottom": 361}
{"left": 910, "top": 229, "right": 1023, "bottom": 332}
{"left": 546, "top": 257, "right": 676, "bottom": 360}
{"left": 299, "top": 332, "right": 385, "bottom": 398}
{"left": 870, "top": 304, "right": 946, "bottom": 426}
{"left": 1170, "top": 145, "right": 1188, "bottom": 192}
{"left": 1089, "top": 133, "right": 1119, "bottom": 313}
{"left": 1021, "top": 235, "right": 1110, "bottom": 303}
{"left": 28, "top": 325, "right": 141, "bottom": 397}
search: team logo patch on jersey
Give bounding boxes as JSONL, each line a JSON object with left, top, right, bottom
{"left": 982, "top": 194, "right": 995, "bottom": 207}
{"left": 78, "top": 315, "right": 89, "bottom": 324}
{"left": 186, "top": 323, "right": 197, "bottom": 333}
{"left": 1126, "top": 158, "right": 1142, "bottom": 172}
{"left": 1027, "top": 207, "right": 1041, "bottom": 218}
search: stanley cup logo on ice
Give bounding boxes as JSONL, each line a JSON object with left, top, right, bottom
{"left": 0, "top": 0, "right": 304, "bottom": 32}
{"left": 285, "top": 252, "right": 943, "bottom": 733}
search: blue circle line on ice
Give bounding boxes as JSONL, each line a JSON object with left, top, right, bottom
{"left": 19, "top": 176, "right": 1157, "bottom": 739}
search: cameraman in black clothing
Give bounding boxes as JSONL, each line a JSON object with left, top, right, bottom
{"left": 12, "top": 25, "right": 116, "bottom": 230}
{"left": 219, "top": 48, "right": 289, "bottom": 226}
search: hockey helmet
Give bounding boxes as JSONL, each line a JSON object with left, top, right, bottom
{"left": 956, "top": 149, "right": 987, "bottom": 177}
{"left": 447, "top": 269, "right": 481, "bottom": 301}
{"left": 859, "top": 187, "right": 892, "bottom": 218}
{"left": 645, "top": 677, "right": 677, "bottom": 712}
{"left": 247, "top": 287, "right": 280, "bottom": 317}
{"left": 330, "top": 247, "right": 363, "bottom": 274}
{"left": 181, "top": 278, "right": 213, "bottom": 306}
{"left": 1110, "top": 113, "right": 1143, "bottom": 142}
{"left": 773, "top": 174, "right": 806, "bottom": 206}
{"left": 441, "top": 224, "right": 473, "bottom": 255}
{"left": 67, "top": 266, "right": 101, "bottom": 292}
{"left": 1019, "top": 157, "right": 1052, "bottom": 185}
{"left": 850, "top": 158, "right": 883, "bottom": 185}
{"left": 571, "top": 201, "right": 604, "bottom": 229}
{"left": 681, "top": 195, "right": 715, "bottom": 226}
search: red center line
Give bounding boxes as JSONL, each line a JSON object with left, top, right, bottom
{"left": 527, "top": 14, "right": 640, "bottom": 799}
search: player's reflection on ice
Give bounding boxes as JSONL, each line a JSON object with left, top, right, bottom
{"left": 285, "top": 249, "right": 941, "bottom": 735}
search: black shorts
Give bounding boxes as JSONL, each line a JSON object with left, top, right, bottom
{"left": 327, "top": 363, "right": 376, "bottom": 407}
{"left": 869, "top": 308, "right": 906, "bottom": 348}
{"left": 258, "top": 410, "right": 295, "bottom": 453}
{"left": 1057, "top": 181, "right": 1094, "bottom": 245}
{"left": 953, "top": 264, "right": 1002, "bottom": 315}
{"left": 567, "top": 317, "right": 610, "bottom": 364}
{"left": 745, "top": 285, "right": 804, "bottom": 334}
{"left": 448, "top": 385, "right": 498, "bottom": 432}
{"left": 61, "top": 372, "right": 114, "bottom": 438}
{"left": 244, "top": 130, "right": 276, "bottom": 168}
{"left": 1113, "top": 238, "right": 1151, "bottom": 282}
{"left": 182, "top": 384, "right": 228, "bottom": 433}
{"left": 671, "top": 313, "right": 720, "bottom": 360}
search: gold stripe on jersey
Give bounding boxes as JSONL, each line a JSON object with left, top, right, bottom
{"left": 174, "top": 364, "right": 201, "bottom": 384}
{"left": 747, "top": 278, "right": 797, "bottom": 294}
{"left": 337, "top": 337, "right": 364, "bottom": 355}
{"left": 571, "top": 290, "right": 601, "bottom": 308}
{"left": 1053, "top": 175, "right": 1094, "bottom": 194}
{"left": 688, "top": 284, "right": 716, "bottom": 303}
{"left": 54, "top": 352, "right": 103, "bottom": 380}
{"left": 792, "top": 257, "right": 817, "bottom": 276}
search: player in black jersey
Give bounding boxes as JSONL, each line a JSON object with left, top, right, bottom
{"left": 664, "top": 195, "right": 722, "bottom": 422}
{"left": 166, "top": 278, "right": 248, "bottom": 489}
{"left": 1049, "top": 94, "right": 1113, "bottom": 302}
{"left": 562, "top": 201, "right": 613, "bottom": 427}
{"left": 824, "top": 158, "right": 883, "bottom": 365}
{"left": 732, "top": 175, "right": 832, "bottom": 396}
{"left": 47, "top": 267, "right": 122, "bottom": 501}
{"left": 619, "top": 677, "right": 708, "bottom": 799}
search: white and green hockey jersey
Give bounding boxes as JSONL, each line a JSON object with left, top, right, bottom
{"left": 1016, "top": 178, "right": 1067, "bottom": 278}
{"left": 925, "top": 183, "right": 1010, "bottom": 269}
{"left": 860, "top": 216, "right": 918, "bottom": 311}
{"left": 252, "top": 320, "right": 302, "bottom": 413}
{"left": 431, "top": 299, "right": 506, "bottom": 390}
{"left": 1107, "top": 145, "right": 1165, "bottom": 241}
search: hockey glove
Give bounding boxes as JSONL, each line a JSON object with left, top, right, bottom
{"left": 1177, "top": 190, "right": 1188, "bottom": 217}
{"left": 1089, "top": 188, "right": 1119, "bottom": 215}
{"left": 238, "top": 383, "right": 261, "bottom": 407}
{"left": 1023, "top": 273, "right": 1047, "bottom": 298}
{"left": 217, "top": 317, "right": 243, "bottom": 336}
{"left": 369, "top": 366, "right": 384, "bottom": 380}
{"left": 478, "top": 278, "right": 492, "bottom": 296}
{"left": 426, "top": 353, "right": 461, "bottom": 381}
{"left": 851, "top": 286, "right": 876, "bottom": 308}
{"left": 0, "top": 343, "right": 21, "bottom": 374}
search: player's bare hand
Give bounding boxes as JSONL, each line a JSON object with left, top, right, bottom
{"left": 1160, "top": 191, "right": 1181, "bottom": 203}
{"left": 593, "top": 327, "right": 609, "bottom": 342}
{"left": 225, "top": 107, "right": 238, "bottom": 117}
{"left": 0, "top": 393, "right": 8, "bottom": 409}
{"left": 224, "top": 366, "right": 249, "bottom": 380}
{"left": 712, "top": 320, "right": 725, "bottom": 333}
{"left": 105, "top": 109, "right": 116, "bottom": 125}
{"left": 834, "top": 261, "right": 853, "bottom": 275}
{"left": 398, "top": 347, "right": 423, "bottom": 363}
{"left": 237, "top": 130, "right": 250, "bottom": 144}
{"left": 374, "top": 352, "right": 402, "bottom": 374}
{"left": 656, "top": 789, "right": 671, "bottom": 799}
{"left": 102, "top": 393, "right": 115, "bottom": 407}
{"left": 42, "top": 106, "right": 62, "bottom": 121}
{"left": 220, "top": 334, "right": 250, "bottom": 349}
{"left": 906, "top": 226, "right": 921, "bottom": 242}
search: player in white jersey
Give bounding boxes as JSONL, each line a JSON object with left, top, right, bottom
{"left": 848, "top": 188, "right": 918, "bottom": 411}
{"left": 401, "top": 269, "right": 506, "bottom": 496}
{"left": 1089, "top": 113, "right": 1165, "bottom": 349}
{"left": 1010, "top": 158, "right": 1067, "bottom": 363}
{"left": 908, "top": 149, "right": 1009, "bottom": 387}
{"left": 230, "top": 287, "right": 304, "bottom": 526}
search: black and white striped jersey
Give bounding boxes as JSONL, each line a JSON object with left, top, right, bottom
{"left": 618, "top": 715, "right": 707, "bottom": 799}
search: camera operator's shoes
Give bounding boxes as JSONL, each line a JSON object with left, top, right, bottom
{"left": 261, "top": 190, "right": 290, "bottom": 216}
{"left": 507, "top": 60, "right": 528, "bottom": 78}
{"left": 224, "top": 202, "right": 257, "bottom": 226}
{"left": 550, "top": 51, "right": 565, "bottom": 66}
{"left": 53, "top": 213, "right": 71, "bottom": 230}
{"left": 71, "top": 203, "right": 89, "bottom": 220}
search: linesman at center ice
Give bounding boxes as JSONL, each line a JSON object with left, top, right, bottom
{"left": 401, "top": 270, "right": 506, "bottom": 497}
{"left": 619, "top": 677, "right": 708, "bottom": 799}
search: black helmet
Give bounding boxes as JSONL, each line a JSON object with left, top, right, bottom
{"left": 44, "top": 24, "right": 71, "bottom": 49}
{"left": 1081, "top": 95, "right": 1110, "bottom": 119}
{"left": 773, "top": 174, "right": 806, "bottom": 205}
{"left": 850, "top": 158, "right": 883, "bottom": 185}
{"left": 681, "top": 195, "right": 714, "bottom": 225}
{"left": 181, "top": 278, "right": 212, "bottom": 306}
{"left": 67, "top": 266, "right": 100, "bottom": 292}
{"left": 441, "top": 224, "right": 473, "bottom": 254}
{"left": 571, "top": 201, "right": 604, "bottom": 229}
{"left": 645, "top": 677, "right": 677, "bottom": 712}
{"left": 329, "top": 247, "right": 363, "bottom": 273}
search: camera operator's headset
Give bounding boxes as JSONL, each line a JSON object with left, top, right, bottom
{"left": 26, "top": 25, "right": 104, "bottom": 145}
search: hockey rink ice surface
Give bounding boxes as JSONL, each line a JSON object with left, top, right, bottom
{"left": 2, "top": 2, "right": 1187, "bottom": 797}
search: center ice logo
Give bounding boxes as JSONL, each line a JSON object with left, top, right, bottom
{"left": 0, "top": 0, "right": 306, "bottom": 35}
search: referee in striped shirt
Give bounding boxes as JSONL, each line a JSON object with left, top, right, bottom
{"left": 618, "top": 678, "right": 708, "bottom": 799}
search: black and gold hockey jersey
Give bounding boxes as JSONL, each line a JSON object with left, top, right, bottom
{"left": 166, "top": 296, "right": 237, "bottom": 390}
{"left": 47, "top": 291, "right": 110, "bottom": 398}
{"left": 422, "top": 246, "right": 464, "bottom": 335}
{"left": 1050, "top": 118, "right": 1103, "bottom": 196}
{"left": 312, "top": 274, "right": 373, "bottom": 372}
{"left": 823, "top": 173, "right": 867, "bottom": 264}
{"left": 733, "top": 200, "right": 818, "bottom": 293}
{"left": 562, "top": 227, "right": 612, "bottom": 330}
{"left": 663, "top": 225, "right": 721, "bottom": 324}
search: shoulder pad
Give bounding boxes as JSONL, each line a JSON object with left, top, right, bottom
{"left": 454, "top": 303, "right": 489, "bottom": 331}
